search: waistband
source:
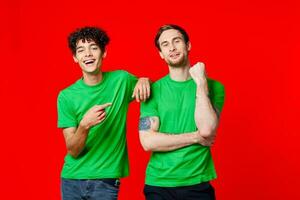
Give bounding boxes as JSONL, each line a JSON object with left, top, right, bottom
{"left": 62, "top": 178, "right": 120, "bottom": 187}
{"left": 99, "top": 178, "right": 120, "bottom": 187}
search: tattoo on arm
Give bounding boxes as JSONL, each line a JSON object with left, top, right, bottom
{"left": 139, "top": 117, "right": 151, "bottom": 131}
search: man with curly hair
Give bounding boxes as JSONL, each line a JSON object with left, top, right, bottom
{"left": 57, "top": 26, "right": 150, "bottom": 200}
{"left": 139, "top": 24, "right": 225, "bottom": 200}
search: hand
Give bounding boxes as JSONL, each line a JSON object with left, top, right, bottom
{"left": 196, "top": 132, "right": 215, "bottom": 146}
{"left": 189, "top": 62, "right": 207, "bottom": 86}
{"left": 132, "top": 77, "right": 151, "bottom": 102}
{"left": 80, "top": 103, "right": 112, "bottom": 130}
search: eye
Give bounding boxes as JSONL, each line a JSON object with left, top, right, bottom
{"left": 161, "top": 43, "right": 168, "bottom": 47}
{"left": 77, "top": 49, "right": 84, "bottom": 53}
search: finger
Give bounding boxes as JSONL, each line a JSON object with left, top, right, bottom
{"left": 136, "top": 90, "right": 140, "bottom": 102}
{"left": 205, "top": 141, "right": 212, "bottom": 147}
{"left": 136, "top": 86, "right": 141, "bottom": 100}
{"left": 140, "top": 85, "right": 146, "bottom": 102}
{"left": 96, "top": 112, "right": 106, "bottom": 123}
{"left": 146, "top": 83, "right": 150, "bottom": 98}
{"left": 93, "top": 112, "right": 106, "bottom": 125}
{"left": 132, "top": 87, "right": 137, "bottom": 98}
{"left": 143, "top": 84, "right": 147, "bottom": 101}
{"left": 197, "top": 62, "right": 205, "bottom": 69}
{"left": 96, "top": 110, "right": 104, "bottom": 116}
{"left": 91, "top": 105, "right": 101, "bottom": 112}
{"left": 138, "top": 87, "right": 144, "bottom": 102}
{"left": 98, "top": 111, "right": 106, "bottom": 120}
{"left": 99, "top": 103, "right": 112, "bottom": 110}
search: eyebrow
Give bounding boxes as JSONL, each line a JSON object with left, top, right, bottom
{"left": 76, "top": 46, "right": 84, "bottom": 50}
{"left": 90, "top": 44, "right": 98, "bottom": 47}
{"left": 160, "top": 36, "right": 183, "bottom": 46}
{"left": 160, "top": 41, "right": 168, "bottom": 46}
{"left": 172, "top": 36, "right": 183, "bottom": 41}
{"left": 76, "top": 43, "right": 98, "bottom": 50}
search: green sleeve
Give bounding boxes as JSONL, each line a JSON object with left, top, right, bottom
{"left": 126, "top": 71, "right": 138, "bottom": 102}
{"left": 208, "top": 80, "right": 225, "bottom": 113}
{"left": 140, "top": 85, "right": 159, "bottom": 118}
{"left": 57, "top": 92, "right": 78, "bottom": 128}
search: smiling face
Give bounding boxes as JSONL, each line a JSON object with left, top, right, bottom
{"left": 158, "top": 29, "right": 191, "bottom": 68}
{"left": 73, "top": 39, "right": 106, "bottom": 75}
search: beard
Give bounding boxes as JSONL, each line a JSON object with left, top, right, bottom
{"left": 166, "top": 54, "right": 188, "bottom": 68}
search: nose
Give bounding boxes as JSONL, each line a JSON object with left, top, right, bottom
{"left": 84, "top": 49, "right": 92, "bottom": 57}
{"left": 169, "top": 43, "right": 176, "bottom": 52}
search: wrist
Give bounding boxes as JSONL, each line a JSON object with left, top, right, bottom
{"left": 79, "top": 120, "right": 90, "bottom": 131}
{"left": 196, "top": 86, "right": 209, "bottom": 97}
{"left": 139, "top": 77, "right": 149, "bottom": 81}
{"left": 192, "top": 131, "right": 201, "bottom": 144}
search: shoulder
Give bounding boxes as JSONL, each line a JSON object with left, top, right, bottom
{"left": 207, "top": 78, "right": 225, "bottom": 92}
{"left": 151, "top": 75, "right": 169, "bottom": 89}
{"left": 58, "top": 79, "right": 82, "bottom": 99}
{"left": 106, "top": 70, "right": 131, "bottom": 78}
{"left": 105, "top": 70, "right": 137, "bottom": 83}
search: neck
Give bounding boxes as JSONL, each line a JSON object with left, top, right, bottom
{"left": 82, "top": 71, "right": 103, "bottom": 86}
{"left": 168, "top": 60, "right": 191, "bottom": 81}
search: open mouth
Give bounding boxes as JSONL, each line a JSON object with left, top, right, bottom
{"left": 84, "top": 59, "right": 96, "bottom": 65}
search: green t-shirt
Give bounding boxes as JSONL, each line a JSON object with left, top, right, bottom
{"left": 57, "top": 70, "right": 137, "bottom": 179}
{"left": 140, "top": 75, "right": 225, "bottom": 187}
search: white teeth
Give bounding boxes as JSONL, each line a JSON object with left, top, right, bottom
{"left": 84, "top": 60, "right": 95, "bottom": 64}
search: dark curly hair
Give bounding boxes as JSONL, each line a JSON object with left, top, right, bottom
{"left": 68, "top": 27, "right": 110, "bottom": 55}
{"left": 154, "top": 24, "right": 189, "bottom": 51}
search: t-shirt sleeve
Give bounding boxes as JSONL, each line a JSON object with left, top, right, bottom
{"left": 126, "top": 71, "right": 138, "bottom": 102}
{"left": 57, "top": 92, "right": 78, "bottom": 128}
{"left": 208, "top": 80, "right": 225, "bottom": 113}
{"left": 140, "top": 85, "right": 159, "bottom": 118}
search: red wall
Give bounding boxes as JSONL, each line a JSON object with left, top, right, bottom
{"left": 1, "top": 0, "right": 300, "bottom": 199}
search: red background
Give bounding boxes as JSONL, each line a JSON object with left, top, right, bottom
{"left": 1, "top": 0, "right": 300, "bottom": 199}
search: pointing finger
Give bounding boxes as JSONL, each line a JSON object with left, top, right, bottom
{"left": 99, "top": 103, "right": 112, "bottom": 110}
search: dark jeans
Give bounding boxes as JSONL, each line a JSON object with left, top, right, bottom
{"left": 144, "top": 182, "right": 215, "bottom": 200}
{"left": 61, "top": 178, "right": 120, "bottom": 200}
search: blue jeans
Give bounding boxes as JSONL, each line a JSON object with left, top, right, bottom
{"left": 61, "top": 178, "right": 120, "bottom": 200}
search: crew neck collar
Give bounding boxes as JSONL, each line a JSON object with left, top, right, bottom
{"left": 167, "top": 74, "right": 193, "bottom": 84}
{"left": 79, "top": 72, "right": 107, "bottom": 88}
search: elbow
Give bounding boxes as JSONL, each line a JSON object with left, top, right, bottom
{"left": 141, "top": 141, "right": 155, "bottom": 152}
{"left": 67, "top": 147, "right": 80, "bottom": 158}
{"left": 68, "top": 151, "right": 79, "bottom": 158}
{"left": 139, "top": 131, "right": 155, "bottom": 152}
{"left": 198, "top": 127, "right": 216, "bottom": 138}
{"left": 198, "top": 121, "right": 218, "bottom": 138}
{"left": 142, "top": 145, "right": 152, "bottom": 152}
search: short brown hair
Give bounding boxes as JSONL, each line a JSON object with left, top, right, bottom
{"left": 154, "top": 24, "right": 190, "bottom": 51}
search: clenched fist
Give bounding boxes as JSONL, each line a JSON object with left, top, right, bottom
{"left": 189, "top": 62, "right": 207, "bottom": 86}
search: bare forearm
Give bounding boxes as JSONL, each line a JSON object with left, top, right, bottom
{"left": 140, "top": 130, "right": 199, "bottom": 152}
{"left": 195, "top": 85, "right": 218, "bottom": 138}
{"left": 66, "top": 125, "right": 89, "bottom": 158}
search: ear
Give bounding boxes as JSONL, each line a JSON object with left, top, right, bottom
{"left": 102, "top": 50, "right": 107, "bottom": 58}
{"left": 187, "top": 41, "right": 191, "bottom": 51}
{"left": 73, "top": 55, "right": 79, "bottom": 63}
{"left": 159, "top": 51, "right": 164, "bottom": 59}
